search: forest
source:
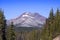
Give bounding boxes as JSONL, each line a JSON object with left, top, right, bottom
{"left": 0, "top": 8, "right": 60, "bottom": 40}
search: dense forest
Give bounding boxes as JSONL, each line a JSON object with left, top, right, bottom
{"left": 0, "top": 8, "right": 60, "bottom": 40}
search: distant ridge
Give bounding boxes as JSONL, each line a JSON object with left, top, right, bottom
{"left": 7, "top": 12, "right": 46, "bottom": 27}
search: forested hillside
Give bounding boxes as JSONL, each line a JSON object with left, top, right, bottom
{"left": 0, "top": 8, "right": 60, "bottom": 40}
{"left": 40, "top": 8, "right": 60, "bottom": 40}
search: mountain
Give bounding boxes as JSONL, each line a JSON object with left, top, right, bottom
{"left": 7, "top": 12, "right": 46, "bottom": 27}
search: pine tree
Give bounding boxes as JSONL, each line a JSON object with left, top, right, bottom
{"left": 7, "top": 22, "right": 15, "bottom": 40}
{"left": 0, "top": 9, "right": 6, "bottom": 40}
{"left": 40, "top": 8, "right": 54, "bottom": 40}
{"left": 41, "top": 19, "right": 49, "bottom": 40}
{"left": 48, "top": 8, "right": 54, "bottom": 40}
{"left": 55, "top": 8, "right": 60, "bottom": 36}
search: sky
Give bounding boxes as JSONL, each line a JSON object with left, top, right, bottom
{"left": 0, "top": 0, "right": 60, "bottom": 20}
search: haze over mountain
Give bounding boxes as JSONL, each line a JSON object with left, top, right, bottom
{"left": 7, "top": 12, "right": 46, "bottom": 27}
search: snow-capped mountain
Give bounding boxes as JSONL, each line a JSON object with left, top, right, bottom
{"left": 7, "top": 12, "right": 46, "bottom": 27}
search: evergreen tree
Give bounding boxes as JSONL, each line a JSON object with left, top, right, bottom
{"left": 40, "top": 8, "right": 54, "bottom": 40}
{"left": 48, "top": 8, "right": 54, "bottom": 40}
{"left": 41, "top": 19, "right": 49, "bottom": 40}
{"left": 55, "top": 8, "right": 60, "bottom": 36}
{"left": 0, "top": 9, "right": 6, "bottom": 40}
{"left": 7, "top": 22, "right": 15, "bottom": 40}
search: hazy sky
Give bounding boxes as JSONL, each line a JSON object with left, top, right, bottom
{"left": 0, "top": 0, "right": 60, "bottom": 20}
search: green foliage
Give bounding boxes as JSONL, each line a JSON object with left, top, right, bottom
{"left": 7, "top": 22, "right": 16, "bottom": 40}
{"left": 0, "top": 9, "right": 6, "bottom": 40}
{"left": 41, "top": 8, "right": 60, "bottom": 40}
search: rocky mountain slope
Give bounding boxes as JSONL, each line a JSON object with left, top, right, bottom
{"left": 7, "top": 12, "right": 46, "bottom": 27}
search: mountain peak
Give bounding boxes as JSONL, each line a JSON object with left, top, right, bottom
{"left": 23, "top": 12, "right": 32, "bottom": 15}
{"left": 7, "top": 12, "right": 46, "bottom": 27}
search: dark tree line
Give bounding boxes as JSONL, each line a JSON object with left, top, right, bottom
{"left": 0, "top": 9, "right": 15, "bottom": 40}
{"left": 0, "top": 9, "right": 7, "bottom": 40}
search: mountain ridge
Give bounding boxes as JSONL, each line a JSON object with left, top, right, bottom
{"left": 7, "top": 12, "right": 46, "bottom": 27}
